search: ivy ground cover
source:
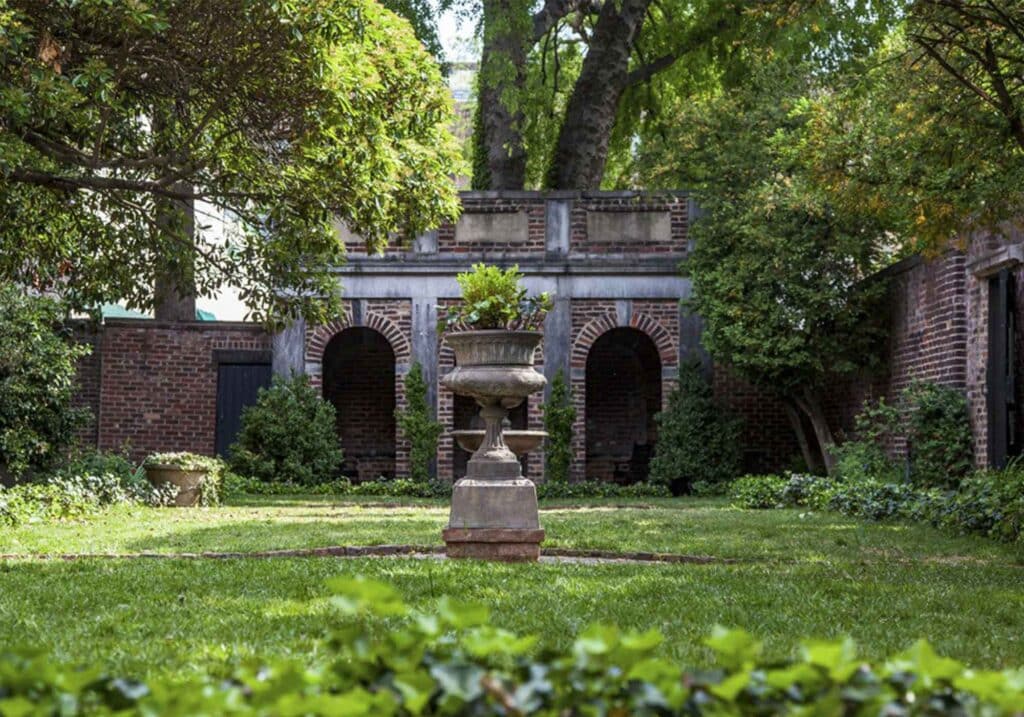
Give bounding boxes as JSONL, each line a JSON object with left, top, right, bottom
{"left": 0, "top": 497, "right": 1022, "bottom": 679}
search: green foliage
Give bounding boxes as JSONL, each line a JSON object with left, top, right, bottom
{"left": 729, "top": 475, "right": 789, "bottom": 509}
{"left": 0, "top": 448, "right": 194, "bottom": 526}
{"left": 733, "top": 467, "right": 1024, "bottom": 546}
{"left": 396, "top": 363, "right": 444, "bottom": 482}
{"left": 649, "top": 360, "right": 742, "bottom": 493}
{"left": 145, "top": 452, "right": 226, "bottom": 506}
{"left": 224, "top": 473, "right": 452, "bottom": 499}
{"left": 535, "top": 481, "right": 671, "bottom": 500}
{"left": 835, "top": 382, "right": 973, "bottom": 488}
{"left": 2, "top": 575, "right": 1021, "bottom": 715}
{"left": 804, "top": 7, "right": 1024, "bottom": 251}
{"left": 681, "top": 64, "right": 890, "bottom": 398}
{"left": 229, "top": 375, "right": 343, "bottom": 485}
{"left": 541, "top": 369, "right": 575, "bottom": 484}
{"left": 834, "top": 397, "right": 903, "bottom": 484}
{"left": 0, "top": 285, "right": 90, "bottom": 479}
{"left": 0, "top": 0, "right": 461, "bottom": 324}
{"left": 440, "top": 264, "right": 551, "bottom": 331}
{"left": 904, "top": 381, "right": 973, "bottom": 489}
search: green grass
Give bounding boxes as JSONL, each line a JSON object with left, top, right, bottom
{"left": 1, "top": 496, "right": 1022, "bottom": 679}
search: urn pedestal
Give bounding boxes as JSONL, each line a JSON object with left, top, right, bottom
{"left": 441, "top": 330, "right": 546, "bottom": 562}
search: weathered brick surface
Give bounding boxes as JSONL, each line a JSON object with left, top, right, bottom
{"left": 96, "top": 320, "right": 271, "bottom": 461}
{"left": 306, "top": 299, "right": 412, "bottom": 479}
{"left": 569, "top": 195, "right": 688, "bottom": 256}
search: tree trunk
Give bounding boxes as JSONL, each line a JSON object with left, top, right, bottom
{"left": 783, "top": 398, "right": 820, "bottom": 474}
{"left": 545, "top": 0, "right": 651, "bottom": 189}
{"left": 153, "top": 192, "right": 196, "bottom": 322}
{"left": 477, "top": 0, "right": 530, "bottom": 190}
{"left": 794, "top": 387, "right": 838, "bottom": 476}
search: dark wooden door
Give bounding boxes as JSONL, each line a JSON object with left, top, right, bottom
{"left": 216, "top": 363, "right": 273, "bottom": 458}
{"left": 988, "top": 269, "right": 1020, "bottom": 468}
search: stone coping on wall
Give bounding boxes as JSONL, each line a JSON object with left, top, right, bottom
{"left": 101, "top": 318, "right": 266, "bottom": 331}
{"left": 334, "top": 257, "right": 686, "bottom": 272}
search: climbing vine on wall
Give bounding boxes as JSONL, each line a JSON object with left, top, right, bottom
{"left": 543, "top": 369, "right": 575, "bottom": 483}
{"left": 396, "top": 363, "right": 443, "bottom": 481}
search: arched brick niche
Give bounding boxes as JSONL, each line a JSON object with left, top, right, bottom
{"left": 322, "top": 327, "right": 396, "bottom": 480}
{"left": 584, "top": 328, "right": 661, "bottom": 483}
{"left": 305, "top": 303, "right": 412, "bottom": 478}
{"left": 570, "top": 301, "right": 680, "bottom": 482}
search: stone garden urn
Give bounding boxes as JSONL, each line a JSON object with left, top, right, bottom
{"left": 441, "top": 330, "right": 547, "bottom": 561}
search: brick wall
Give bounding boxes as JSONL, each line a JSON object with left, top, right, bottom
{"left": 305, "top": 299, "right": 412, "bottom": 478}
{"left": 570, "top": 195, "right": 687, "bottom": 256}
{"left": 322, "top": 327, "right": 397, "bottom": 480}
{"left": 95, "top": 320, "right": 271, "bottom": 461}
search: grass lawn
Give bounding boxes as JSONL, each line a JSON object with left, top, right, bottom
{"left": 1, "top": 496, "right": 1022, "bottom": 679}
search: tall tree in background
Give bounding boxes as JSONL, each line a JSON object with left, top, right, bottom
{"left": 659, "top": 65, "right": 890, "bottom": 473}
{"left": 0, "top": 0, "right": 462, "bottom": 325}
{"left": 471, "top": 0, "right": 899, "bottom": 189}
{"left": 803, "top": 1, "right": 1024, "bottom": 250}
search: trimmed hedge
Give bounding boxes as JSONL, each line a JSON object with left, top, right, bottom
{"left": 730, "top": 468, "right": 1024, "bottom": 544}
{"left": 225, "top": 474, "right": 671, "bottom": 500}
{"left": 1, "top": 577, "right": 1022, "bottom": 715}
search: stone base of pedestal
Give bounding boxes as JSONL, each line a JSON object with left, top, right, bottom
{"left": 443, "top": 527, "right": 545, "bottom": 562}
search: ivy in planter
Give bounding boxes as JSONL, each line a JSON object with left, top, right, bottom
{"left": 144, "top": 452, "right": 225, "bottom": 506}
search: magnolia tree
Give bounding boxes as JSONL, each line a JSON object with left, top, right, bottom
{"left": 0, "top": 0, "right": 462, "bottom": 325}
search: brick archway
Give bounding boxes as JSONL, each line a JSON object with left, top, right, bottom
{"left": 307, "top": 313, "right": 411, "bottom": 373}
{"left": 570, "top": 311, "right": 678, "bottom": 482}
{"left": 305, "top": 310, "right": 412, "bottom": 478}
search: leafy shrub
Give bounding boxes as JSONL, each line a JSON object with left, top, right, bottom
{"left": 835, "top": 383, "right": 973, "bottom": 488}
{"left": 145, "top": 452, "right": 226, "bottom": 506}
{"left": 934, "top": 466, "right": 1024, "bottom": 543}
{"left": 729, "top": 475, "right": 788, "bottom": 509}
{"left": 542, "top": 369, "right": 575, "bottom": 484}
{"left": 826, "top": 479, "right": 920, "bottom": 521}
{"left": 224, "top": 473, "right": 452, "bottom": 498}
{"left": 833, "top": 397, "right": 902, "bottom": 484}
{"left": 535, "top": 481, "right": 670, "bottom": 500}
{"left": 229, "top": 374, "right": 343, "bottom": 485}
{"left": 225, "top": 475, "right": 670, "bottom": 500}
{"left": 395, "top": 363, "right": 444, "bottom": 482}
{"left": 903, "top": 381, "right": 973, "bottom": 489}
{"left": 0, "top": 285, "right": 91, "bottom": 479}
{"left": 0, "top": 449, "right": 168, "bottom": 526}
{"left": 780, "top": 472, "right": 836, "bottom": 509}
{"left": 731, "top": 467, "right": 1024, "bottom": 546}
{"left": 439, "top": 263, "right": 551, "bottom": 330}
{"left": 650, "top": 360, "right": 742, "bottom": 493}
{"left": 2, "top": 577, "right": 1022, "bottom": 715}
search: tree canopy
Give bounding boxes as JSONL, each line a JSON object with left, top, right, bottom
{"left": 668, "top": 63, "right": 891, "bottom": 473}
{"left": 470, "top": 0, "right": 900, "bottom": 190}
{"left": 0, "top": 0, "right": 462, "bottom": 324}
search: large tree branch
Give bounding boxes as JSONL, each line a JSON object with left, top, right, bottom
{"left": 532, "top": 0, "right": 598, "bottom": 42}
{"left": 6, "top": 167, "right": 259, "bottom": 202}
{"left": 625, "top": 52, "right": 681, "bottom": 86}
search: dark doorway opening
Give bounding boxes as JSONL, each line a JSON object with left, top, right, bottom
{"left": 585, "top": 327, "right": 662, "bottom": 483}
{"left": 322, "top": 327, "right": 396, "bottom": 481}
{"left": 988, "top": 268, "right": 1022, "bottom": 468}
{"left": 215, "top": 359, "right": 272, "bottom": 458}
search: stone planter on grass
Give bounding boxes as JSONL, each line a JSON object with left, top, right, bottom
{"left": 441, "top": 330, "right": 547, "bottom": 561}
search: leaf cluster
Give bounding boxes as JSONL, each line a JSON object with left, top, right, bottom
{"left": 3, "top": 575, "right": 1024, "bottom": 714}
{"left": 396, "top": 363, "right": 444, "bottom": 482}
{"left": 229, "top": 375, "right": 343, "bottom": 485}
{"left": 541, "top": 369, "right": 575, "bottom": 484}
{"left": 440, "top": 263, "right": 552, "bottom": 331}
{"left": 0, "top": 284, "right": 90, "bottom": 479}
{"left": 0, "top": 0, "right": 463, "bottom": 325}
{"left": 648, "top": 360, "right": 743, "bottom": 493}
